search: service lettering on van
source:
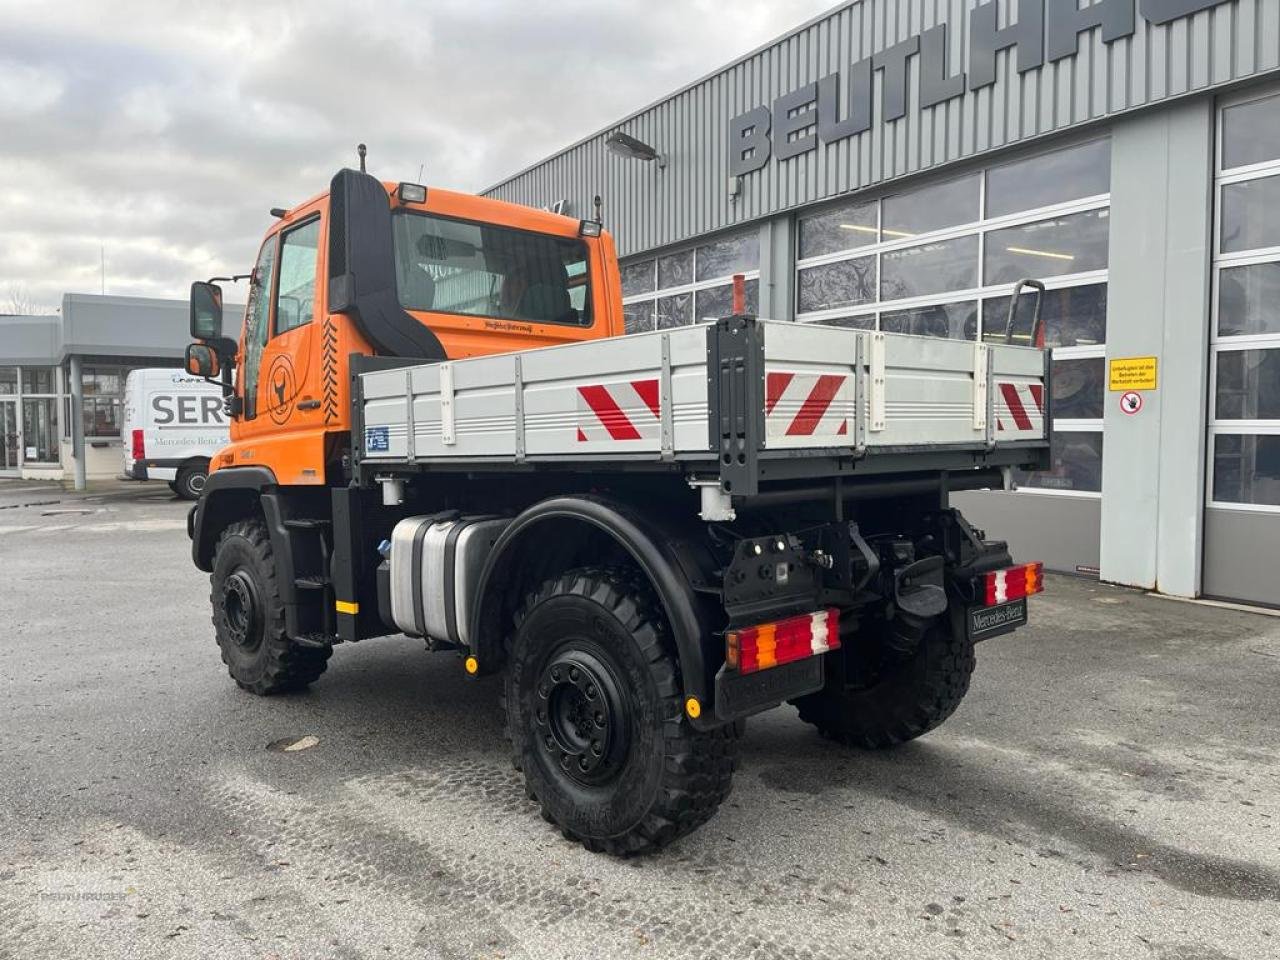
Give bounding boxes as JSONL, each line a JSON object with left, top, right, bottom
{"left": 151, "top": 395, "right": 226, "bottom": 426}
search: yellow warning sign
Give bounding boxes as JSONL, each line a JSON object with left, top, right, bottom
{"left": 1108, "top": 356, "right": 1158, "bottom": 392}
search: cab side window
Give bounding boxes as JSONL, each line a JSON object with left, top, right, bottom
{"left": 243, "top": 236, "right": 278, "bottom": 419}
{"left": 275, "top": 218, "right": 321, "bottom": 335}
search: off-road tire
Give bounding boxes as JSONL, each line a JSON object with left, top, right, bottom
{"left": 174, "top": 462, "right": 208, "bottom": 501}
{"left": 210, "top": 519, "right": 331, "bottom": 695}
{"left": 504, "top": 567, "right": 738, "bottom": 856}
{"left": 793, "top": 620, "right": 974, "bottom": 749}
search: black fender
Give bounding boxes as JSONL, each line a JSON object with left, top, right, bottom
{"left": 190, "top": 465, "right": 331, "bottom": 640}
{"left": 468, "top": 495, "right": 725, "bottom": 728}
{"left": 190, "top": 465, "right": 279, "bottom": 571}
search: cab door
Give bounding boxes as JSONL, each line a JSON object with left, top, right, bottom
{"left": 229, "top": 209, "right": 329, "bottom": 484}
{"left": 255, "top": 214, "right": 325, "bottom": 439}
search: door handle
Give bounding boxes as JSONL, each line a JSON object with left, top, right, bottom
{"left": 298, "top": 399, "right": 321, "bottom": 411}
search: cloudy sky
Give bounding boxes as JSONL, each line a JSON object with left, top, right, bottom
{"left": 0, "top": 0, "right": 834, "bottom": 313}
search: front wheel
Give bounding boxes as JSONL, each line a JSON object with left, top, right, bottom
{"left": 793, "top": 619, "right": 975, "bottom": 749}
{"left": 504, "top": 568, "right": 738, "bottom": 855}
{"left": 210, "top": 519, "right": 331, "bottom": 695}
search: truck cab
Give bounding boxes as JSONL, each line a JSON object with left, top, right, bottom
{"left": 200, "top": 172, "right": 624, "bottom": 487}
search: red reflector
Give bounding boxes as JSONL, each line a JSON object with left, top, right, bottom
{"left": 982, "top": 562, "right": 1043, "bottom": 605}
{"left": 726, "top": 609, "right": 840, "bottom": 675}
{"left": 131, "top": 429, "right": 145, "bottom": 460}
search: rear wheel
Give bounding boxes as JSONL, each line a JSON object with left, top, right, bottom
{"left": 504, "top": 568, "right": 738, "bottom": 855}
{"left": 174, "top": 462, "right": 208, "bottom": 501}
{"left": 793, "top": 619, "right": 974, "bottom": 749}
{"left": 210, "top": 519, "right": 331, "bottom": 695}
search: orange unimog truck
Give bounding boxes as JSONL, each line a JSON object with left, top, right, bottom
{"left": 185, "top": 166, "right": 1050, "bottom": 855}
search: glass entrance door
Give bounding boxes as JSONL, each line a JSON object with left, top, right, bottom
{"left": 0, "top": 399, "right": 18, "bottom": 476}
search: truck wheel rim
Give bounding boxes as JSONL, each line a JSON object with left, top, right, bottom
{"left": 188, "top": 473, "right": 206, "bottom": 495}
{"left": 536, "top": 649, "right": 629, "bottom": 786}
{"left": 223, "top": 570, "right": 262, "bottom": 651}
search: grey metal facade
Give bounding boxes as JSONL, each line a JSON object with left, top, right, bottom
{"left": 487, "top": 0, "right": 1280, "bottom": 259}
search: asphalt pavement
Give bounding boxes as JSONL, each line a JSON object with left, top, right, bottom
{"left": 0, "top": 479, "right": 1277, "bottom": 960}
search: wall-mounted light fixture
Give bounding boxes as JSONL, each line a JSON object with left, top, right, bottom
{"left": 605, "top": 131, "right": 666, "bottom": 169}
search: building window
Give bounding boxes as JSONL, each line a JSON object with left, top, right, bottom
{"left": 795, "top": 136, "right": 1110, "bottom": 495}
{"left": 21, "top": 397, "right": 58, "bottom": 463}
{"left": 81, "top": 364, "right": 125, "bottom": 437}
{"left": 1210, "top": 90, "right": 1280, "bottom": 509}
{"left": 620, "top": 228, "right": 760, "bottom": 334}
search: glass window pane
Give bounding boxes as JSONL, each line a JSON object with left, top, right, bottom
{"left": 1215, "top": 349, "right": 1280, "bottom": 420}
{"left": 985, "top": 139, "right": 1111, "bottom": 218}
{"left": 1016, "top": 431, "right": 1103, "bottom": 492}
{"left": 656, "top": 293, "right": 692, "bottom": 329}
{"left": 657, "top": 250, "right": 694, "bottom": 290}
{"left": 21, "top": 397, "right": 58, "bottom": 461}
{"left": 882, "top": 173, "right": 980, "bottom": 239}
{"left": 696, "top": 232, "right": 759, "bottom": 282}
{"left": 797, "top": 256, "right": 876, "bottom": 313}
{"left": 1222, "top": 94, "right": 1280, "bottom": 170}
{"left": 984, "top": 209, "right": 1109, "bottom": 284}
{"left": 983, "top": 282, "right": 1108, "bottom": 348}
{"left": 798, "top": 199, "right": 878, "bottom": 259}
{"left": 1050, "top": 357, "right": 1105, "bottom": 420}
{"left": 1218, "top": 261, "right": 1280, "bottom": 337}
{"left": 623, "top": 299, "right": 655, "bottom": 335}
{"left": 275, "top": 219, "right": 320, "bottom": 334}
{"left": 393, "top": 211, "right": 590, "bottom": 326}
{"left": 881, "top": 236, "right": 978, "bottom": 301}
{"left": 620, "top": 259, "right": 656, "bottom": 298}
{"left": 243, "top": 238, "right": 277, "bottom": 419}
{"left": 21, "top": 367, "right": 54, "bottom": 394}
{"left": 0, "top": 367, "right": 16, "bottom": 395}
{"left": 879, "top": 301, "right": 977, "bottom": 341}
{"left": 1221, "top": 175, "right": 1280, "bottom": 253}
{"left": 1213, "top": 434, "right": 1280, "bottom": 506}
{"left": 809, "top": 315, "right": 876, "bottom": 330}
{"left": 84, "top": 398, "right": 121, "bottom": 438}
{"left": 694, "top": 279, "right": 759, "bottom": 322}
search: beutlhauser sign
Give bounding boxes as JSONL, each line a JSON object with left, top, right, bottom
{"left": 728, "top": 0, "right": 1235, "bottom": 176}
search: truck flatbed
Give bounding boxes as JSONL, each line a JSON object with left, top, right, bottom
{"left": 354, "top": 315, "right": 1049, "bottom": 495}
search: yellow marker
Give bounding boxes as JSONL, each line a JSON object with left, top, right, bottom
{"left": 685, "top": 696, "right": 701, "bottom": 719}
{"left": 335, "top": 599, "right": 359, "bottom": 615}
{"left": 464, "top": 656, "right": 479, "bottom": 675}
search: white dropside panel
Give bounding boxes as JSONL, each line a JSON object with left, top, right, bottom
{"left": 991, "top": 346, "right": 1048, "bottom": 442}
{"left": 359, "top": 325, "right": 713, "bottom": 462}
{"left": 760, "top": 322, "right": 858, "bottom": 450}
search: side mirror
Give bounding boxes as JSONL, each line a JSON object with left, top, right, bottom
{"left": 185, "top": 342, "right": 220, "bottom": 379}
{"left": 190, "top": 281, "right": 224, "bottom": 340}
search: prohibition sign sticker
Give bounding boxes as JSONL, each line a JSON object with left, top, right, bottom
{"left": 1119, "top": 391, "right": 1143, "bottom": 415}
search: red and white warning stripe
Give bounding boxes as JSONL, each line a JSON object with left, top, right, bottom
{"left": 576, "top": 378, "right": 660, "bottom": 443}
{"left": 765, "top": 370, "right": 853, "bottom": 443}
{"left": 995, "top": 381, "right": 1045, "bottom": 438}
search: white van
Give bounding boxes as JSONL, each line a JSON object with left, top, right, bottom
{"left": 122, "top": 369, "right": 229, "bottom": 500}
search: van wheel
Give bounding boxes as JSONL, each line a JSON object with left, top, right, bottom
{"left": 210, "top": 519, "right": 331, "bottom": 695}
{"left": 174, "top": 462, "right": 208, "bottom": 500}
{"left": 792, "top": 619, "right": 974, "bottom": 749}
{"left": 504, "top": 567, "right": 738, "bottom": 856}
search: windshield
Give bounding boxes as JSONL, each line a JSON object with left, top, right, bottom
{"left": 392, "top": 211, "right": 590, "bottom": 326}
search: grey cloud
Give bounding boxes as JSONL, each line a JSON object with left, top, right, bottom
{"left": 0, "top": 0, "right": 832, "bottom": 313}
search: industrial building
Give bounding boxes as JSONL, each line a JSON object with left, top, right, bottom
{"left": 483, "top": 0, "right": 1280, "bottom": 607}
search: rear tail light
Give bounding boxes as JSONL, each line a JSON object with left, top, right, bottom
{"left": 982, "top": 562, "right": 1043, "bottom": 605}
{"left": 726, "top": 609, "right": 840, "bottom": 675}
{"left": 131, "top": 429, "right": 145, "bottom": 460}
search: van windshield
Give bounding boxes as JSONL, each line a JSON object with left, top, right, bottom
{"left": 392, "top": 211, "right": 590, "bottom": 327}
